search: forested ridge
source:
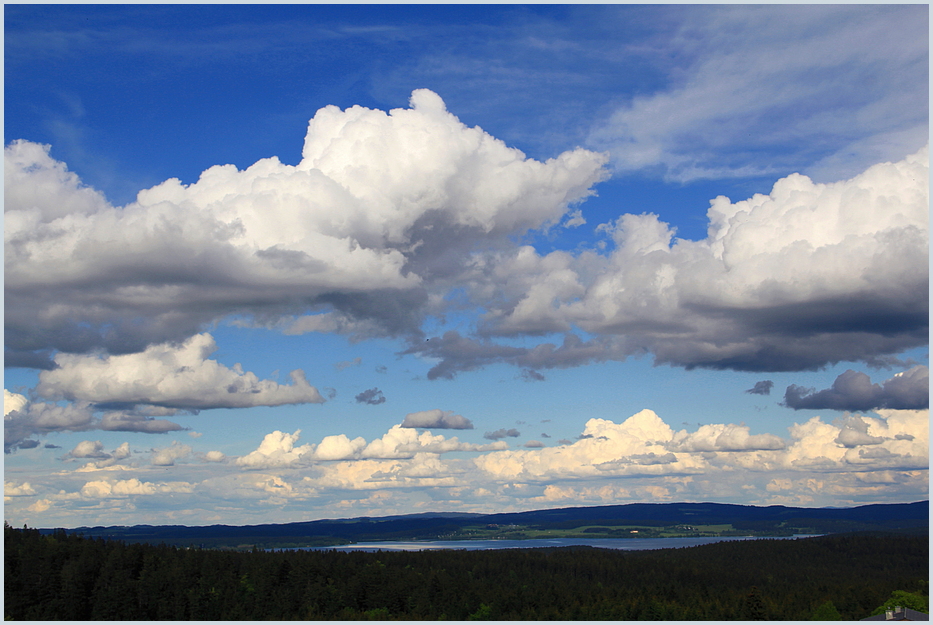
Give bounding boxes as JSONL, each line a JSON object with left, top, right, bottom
{"left": 5, "top": 524, "right": 927, "bottom": 620}
{"left": 43, "top": 500, "right": 928, "bottom": 549}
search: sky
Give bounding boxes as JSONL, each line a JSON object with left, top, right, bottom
{"left": 3, "top": 4, "right": 929, "bottom": 529}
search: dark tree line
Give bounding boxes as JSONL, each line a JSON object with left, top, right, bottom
{"left": 5, "top": 523, "right": 927, "bottom": 620}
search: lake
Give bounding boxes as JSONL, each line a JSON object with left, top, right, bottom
{"left": 302, "top": 535, "right": 821, "bottom": 553}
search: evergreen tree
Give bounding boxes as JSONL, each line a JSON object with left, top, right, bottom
{"left": 743, "top": 586, "right": 767, "bottom": 620}
{"left": 811, "top": 600, "right": 843, "bottom": 620}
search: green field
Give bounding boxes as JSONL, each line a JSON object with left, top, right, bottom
{"left": 428, "top": 521, "right": 782, "bottom": 543}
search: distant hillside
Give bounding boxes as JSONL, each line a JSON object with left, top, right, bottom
{"left": 39, "top": 500, "right": 928, "bottom": 549}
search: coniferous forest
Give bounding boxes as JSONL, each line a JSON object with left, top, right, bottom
{"left": 4, "top": 524, "right": 927, "bottom": 621}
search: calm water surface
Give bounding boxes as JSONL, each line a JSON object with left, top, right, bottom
{"left": 303, "top": 535, "right": 820, "bottom": 553}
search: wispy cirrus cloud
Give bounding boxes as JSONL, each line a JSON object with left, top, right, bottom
{"left": 5, "top": 406, "right": 927, "bottom": 526}
{"left": 587, "top": 5, "right": 928, "bottom": 183}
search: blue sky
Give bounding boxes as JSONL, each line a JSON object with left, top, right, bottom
{"left": 4, "top": 4, "right": 929, "bottom": 528}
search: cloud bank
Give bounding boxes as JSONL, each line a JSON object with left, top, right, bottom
{"left": 5, "top": 406, "right": 926, "bottom": 526}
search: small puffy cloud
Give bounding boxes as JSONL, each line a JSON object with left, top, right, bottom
{"left": 151, "top": 442, "right": 192, "bottom": 466}
{"left": 112, "top": 442, "right": 131, "bottom": 460}
{"left": 746, "top": 381, "right": 774, "bottom": 396}
{"left": 5, "top": 481, "right": 37, "bottom": 497}
{"left": 69, "top": 442, "right": 132, "bottom": 472}
{"left": 670, "top": 424, "right": 786, "bottom": 452}
{"left": 355, "top": 388, "right": 386, "bottom": 405}
{"left": 834, "top": 415, "right": 885, "bottom": 448}
{"left": 363, "top": 425, "right": 506, "bottom": 459}
{"left": 80, "top": 478, "right": 194, "bottom": 499}
{"left": 236, "top": 430, "right": 314, "bottom": 469}
{"left": 314, "top": 434, "right": 367, "bottom": 461}
{"left": 484, "top": 428, "right": 520, "bottom": 441}
{"left": 562, "top": 209, "right": 586, "bottom": 228}
{"left": 36, "top": 333, "right": 325, "bottom": 410}
{"left": 27, "top": 499, "right": 52, "bottom": 513}
{"left": 401, "top": 409, "right": 474, "bottom": 430}
{"left": 520, "top": 369, "right": 546, "bottom": 382}
{"left": 784, "top": 366, "right": 929, "bottom": 411}
{"left": 204, "top": 450, "right": 226, "bottom": 463}
{"left": 524, "top": 440, "right": 545, "bottom": 448}
{"left": 4, "top": 390, "right": 28, "bottom": 416}
{"left": 237, "top": 424, "right": 504, "bottom": 471}
{"left": 64, "top": 440, "right": 109, "bottom": 460}
{"left": 335, "top": 357, "right": 362, "bottom": 371}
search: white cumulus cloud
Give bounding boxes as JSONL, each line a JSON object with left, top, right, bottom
{"left": 64, "top": 440, "right": 110, "bottom": 460}
{"left": 4, "top": 481, "right": 37, "bottom": 497}
{"left": 151, "top": 442, "right": 192, "bottom": 467}
{"left": 235, "top": 430, "right": 315, "bottom": 469}
{"left": 36, "top": 333, "right": 325, "bottom": 410}
{"left": 670, "top": 424, "right": 786, "bottom": 453}
{"left": 4, "top": 390, "right": 28, "bottom": 416}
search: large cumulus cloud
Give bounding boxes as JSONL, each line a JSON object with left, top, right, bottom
{"left": 5, "top": 89, "right": 927, "bottom": 396}
{"left": 5, "top": 90, "right": 607, "bottom": 365}
{"left": 413, "top": 147, "right": 928, "bottom": 376}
